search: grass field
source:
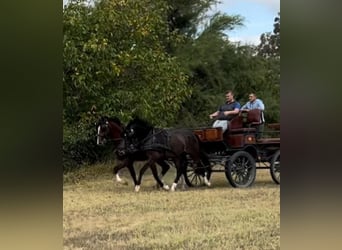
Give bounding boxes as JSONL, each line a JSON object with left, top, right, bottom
{"left": 63, "top": 162, "right": 280, "bottom": 250}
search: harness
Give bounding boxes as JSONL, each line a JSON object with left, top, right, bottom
{"left": 129, "top": 128, "right": 175, "bottom": 154}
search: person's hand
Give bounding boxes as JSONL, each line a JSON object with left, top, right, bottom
{"left": 209, "top": 114, "right": 214, "bottom": 119}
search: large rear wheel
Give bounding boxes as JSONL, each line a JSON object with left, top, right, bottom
{"left": 270, "top": 150, "right": 280, "bottom": 184}
{"left": 225, "top": 151, "right": 256, "bottom": 188}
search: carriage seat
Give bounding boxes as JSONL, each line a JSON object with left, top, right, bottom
{"left": 228, "top": 115, "right": 256, "bottom": 134}
{"left": 245, "top": 109, "right": 263, "bottom": 127}
{"left": 227, "top": 109, "right": 263, "bottom": 134}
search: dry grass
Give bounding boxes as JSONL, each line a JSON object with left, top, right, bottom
{"left": 63, "top": 162, "right": 280, "bottom": 250}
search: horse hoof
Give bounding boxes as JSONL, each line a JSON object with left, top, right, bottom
{"left": 171, "top": 183, "right": 177, "bottom": 192}
{"left": 115, "top": 174, "right": 123, "bottom": 183}
{"left": 204, "top": 177, "right": 211, "bottom": 187}
{"left": 134, "top": 186, "right": 140, "bottom": 192}
{"left": 163, "top": 184, "right": 170, "bottom": 191}
{"left": 204, "top": 181, "right": 211, "bottom": 187}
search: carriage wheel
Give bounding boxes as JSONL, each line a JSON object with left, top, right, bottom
{"left": 225, "top": 151, "right": 256, "bottom": 188}
{"left": 270, "top": 150, "right": 280, "bottom": 184}
{"left": 183, "top": 160, "right": 209, "bottom": 188}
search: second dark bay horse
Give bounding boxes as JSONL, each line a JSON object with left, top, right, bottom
{"left": 120, "top": 117, "right": 212, "bottom": 192}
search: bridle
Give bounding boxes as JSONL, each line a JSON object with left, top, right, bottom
{"left": 97, "top": 120, "right": 123, "bottom": 144}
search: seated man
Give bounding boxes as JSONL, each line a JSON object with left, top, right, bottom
{"left": 241, "top": 92, "right": 265, "bottom": 138}
{"left": 209, "top": 90, "right": 241, "bottom": 133}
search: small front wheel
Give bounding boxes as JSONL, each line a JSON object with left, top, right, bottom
{"left": 225, "top": 151, "right": 256, "bottom": 188}
{"left": 184, "top": 160, "right": 210, "bottom": 187}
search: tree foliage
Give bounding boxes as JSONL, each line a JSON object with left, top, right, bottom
{"left": 256, "top": 12, "right": 280, "bottom": 122}
{"left": 63, "top": 0, "right": 190, "bottom": 127}
{"left": 63, "top": 0, "right": 280, "bottom": 168}
{"left": 258, "top": 12, "right": 280, "bottom": 58}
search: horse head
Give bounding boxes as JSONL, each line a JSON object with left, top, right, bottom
{"left": 124, "top": 117, "right": 153, "bottom": 142}
{"left": 119, "top": 117, "right": 153, "bottom": 154}
{"left": 96, "top": 116, "right": 124, "bottom": 145}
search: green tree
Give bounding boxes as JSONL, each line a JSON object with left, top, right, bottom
{"left": 171, "top": 11, "right": 244, "bottom": 126}
{"left": 258, "top": 12, "right": 280, "bottom": 58}
{"left": 63, "top": 0, "right": 190, "bottom": 127}
{"left": 256, "top": 13, "right": 280, "bottom": 122}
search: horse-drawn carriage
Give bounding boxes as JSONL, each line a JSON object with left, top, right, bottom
{"left": 189, "top": 109, "right": 280, "bottom": 188}
{"left": 96, "top": 109, "right": 280, "bottom": 191}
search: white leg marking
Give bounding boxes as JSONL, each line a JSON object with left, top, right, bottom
{"left": 204, "top": 176, "right": 211, "bottom": 187}
{"left": 135, "top": 185, "right": 140, "bottom": 192}
{"left": 163, "top": 184, "right": 170, "bottom": 191}
{"left": 171, "top": 183, "right": 177, "bottom": 192}
{"left": 116, "top": 174, "right": 123, "bottom": 182}
{"left": 96, "top": 126, "right": 101, "bottom": 145}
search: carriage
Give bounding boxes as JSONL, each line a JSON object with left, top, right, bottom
{"left": 96, "top": 109, "right": 279, "bottom": 191}
{"left": 187, "top": 109, "right": 280, "bottom": 188}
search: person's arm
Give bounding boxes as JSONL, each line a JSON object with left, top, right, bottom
{"left": 223, "top": 103, "right": 241, "bottom": 116}
{"left": 240, "top": 102, "right": 249, "bottom": 111}
{"left": 257, "top": 99, "right": 265, "bottom": 111}
{"left": 223, "top": 108, "right": 239, "bottom": 116}
{"left": 209, "top": 111, "right": 219, "bottom": 119}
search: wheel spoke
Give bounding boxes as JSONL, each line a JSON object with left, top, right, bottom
{"left": 190, "top": 174, "right": 197, "bottom": 184}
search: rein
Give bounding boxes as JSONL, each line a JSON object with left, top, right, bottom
{"left": 98, "top": 137, "right": 123, "bottom": 142}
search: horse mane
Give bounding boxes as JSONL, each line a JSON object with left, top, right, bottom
{"left": 129, "top": 116, "right": 153, "bottom": 129}
{"left": 107, "top": 116, "right": 123, "bottom": 126}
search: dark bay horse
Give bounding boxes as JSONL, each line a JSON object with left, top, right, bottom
{"left": 96, "top": 116, "right": 171, "bottom": 190}
{"left": 121, "top": 117, "right": 212, "bottom": 192}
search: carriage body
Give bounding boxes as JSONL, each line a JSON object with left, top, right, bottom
{"left": 190, "top": 109, "right": 280, "bottom": 188}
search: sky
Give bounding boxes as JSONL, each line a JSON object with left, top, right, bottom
{"left": 63, "top": 0, "right": 280, "bottom": 45}
{"left": 213, "top": 0, "right": 280, "bottom": 45}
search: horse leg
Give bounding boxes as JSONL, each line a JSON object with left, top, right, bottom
{"left": 199, "top": 161, "right": 211, "bottom": 187}
{"left": 180, "top": 161, "right": 187, "bottom": 190}
{"left": 113, "top": 161, "right": 127, "bottom": 183}
{"left": 126, "top": 160, "right": 138, "bottom": 187}
{"left": 191, "top": 153, "right": 211, "bottom": 187}
{"left": 155, "top": 160, "right": 171, "bottom": 189}
{"left": 200, "top": 151, "right": 212, "bottom": 187}
{"left": 171, "top": 156, "right": 185, "bottom": 192}
{"left": 135, "top": 160, "right": 154, "bottom": 192}
{"left": 150, "top": 163, "right": 169, "bottom": 191}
